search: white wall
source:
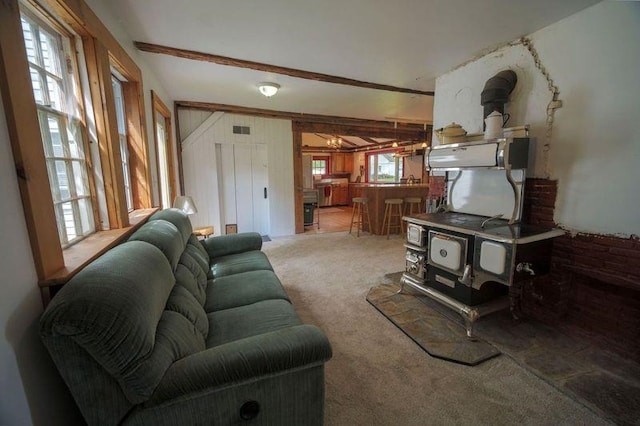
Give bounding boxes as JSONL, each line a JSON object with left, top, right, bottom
{"left": 180, "top": 112, "right": 295, "bottom": 237}
{"left": 433, "top": 1, "right": 640, "bottom": 236}
{"left": 0, "top": 89, "right": 85, "bottom": 425}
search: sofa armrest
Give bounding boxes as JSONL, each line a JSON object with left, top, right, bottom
{"left": 201, "top": 232, "right": 263, "bottom": 259}
{"left": 149, "top": 324, "right": 332, "bottom": 402}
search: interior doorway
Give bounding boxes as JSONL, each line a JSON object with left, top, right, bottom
{"left": 220, "top": 143, "right": 270, "bottom": 236}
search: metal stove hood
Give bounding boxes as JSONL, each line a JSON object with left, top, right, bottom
{"left": 426, "top": 138, "right": 530, "bottom": 171}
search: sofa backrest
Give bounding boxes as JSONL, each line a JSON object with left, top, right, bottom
{"left": 40, "top": 241, "right": 207, "bottom": 425}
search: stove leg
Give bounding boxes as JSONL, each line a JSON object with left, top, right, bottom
{"left": 462, "top": 309, "right": 480, "bottom": 340}
{"left": 397, "top": 275, "right": 407, "bottom": 294}
{"left": 509, "top": 281, "right": 523, "bottom": 321}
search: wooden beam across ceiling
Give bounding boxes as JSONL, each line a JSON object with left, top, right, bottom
{"left": 135, "top": 41, "right": 434, "bottom": 96}
{"left": 175, "top": 100, "right": 429, "bottom": 140}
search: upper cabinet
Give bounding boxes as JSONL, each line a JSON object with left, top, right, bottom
{"left": 331, "top": 152, "right": 353, "bottom": 174}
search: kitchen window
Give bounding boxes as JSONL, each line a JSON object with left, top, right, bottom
{"left": 367, "top": 151, "right": 403, "bottom": 183}
{"left": 21, "top": 8, "right": 96, "bottom": 247}
{"left": 312, "top": 157, "right": 329, "bottom": 175}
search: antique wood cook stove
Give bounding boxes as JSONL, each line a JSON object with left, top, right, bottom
{"left": 401, "top": 137, "right": 563, "bottom": 338}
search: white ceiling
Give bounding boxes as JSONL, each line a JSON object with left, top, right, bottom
{"left": 103, "top": 0, "right": 599, "bottom": 122}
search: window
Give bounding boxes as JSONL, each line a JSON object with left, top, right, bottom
{"left": 367, "top": 151, "right": 403, "bottom": 183}
{"left": 1, "top": 0, "right": 154, "bottom": 287}
{"left": 111, "top": 75, "right": 133, "bottom": 211}
{"left": 312, "top": 157, "right": 328, "bottom": 175}
{"left": 152, "top": 91, "right": 175, "bottom": 209}
{"left": 21, "top": 8, "right": 95, "bottom": 247}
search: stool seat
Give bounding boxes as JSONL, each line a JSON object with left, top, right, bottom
{"left": 404, "top": 197, "right": 424, "bottom": 216}
{"left": 352, "top": 197, "right": 368, "bottom": 203}
{"left": 381, "top": 198, "right": 404, "bottom": 239}
{"left": 404, "top": 197, "right": 422, "bottom": 204}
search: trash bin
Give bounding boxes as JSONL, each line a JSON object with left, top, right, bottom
{"left": 304, "top": 203, "right": 315, "bottom": 225}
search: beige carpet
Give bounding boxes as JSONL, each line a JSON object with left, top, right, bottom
{"left": 262, "top": 232, "right": 609, "bottom": 426}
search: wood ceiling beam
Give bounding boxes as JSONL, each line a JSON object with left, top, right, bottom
{"left": 176, "top": 100, "right": 429, "bottom": 139}
{"left": 135, "top": 41, "right": 434, "bottom": 96}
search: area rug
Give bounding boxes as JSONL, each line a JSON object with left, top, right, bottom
{"left": 366, "top": 282, "right": 501, "bottom": 366}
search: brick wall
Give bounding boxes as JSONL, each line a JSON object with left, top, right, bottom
{"left": 520, "top": 178, "right": 640, "bottom": 359}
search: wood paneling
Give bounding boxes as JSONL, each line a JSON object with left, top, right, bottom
{"left": 178, "top": 101, "right": 428, "bottom": 138}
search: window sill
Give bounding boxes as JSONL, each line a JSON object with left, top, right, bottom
{"left": 39, "top": 208, "right": 158, "bottom": 288}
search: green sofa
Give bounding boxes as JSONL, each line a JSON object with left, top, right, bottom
{"left": 40, "top": 209, "right": 332, "bottom": 425}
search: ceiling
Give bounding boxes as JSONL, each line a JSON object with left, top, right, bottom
{"left": 101, "top": 0, "right": 599, "bottom": 123}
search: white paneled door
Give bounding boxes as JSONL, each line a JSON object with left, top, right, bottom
{"left": 232, "top": 144, "right": 270, "bottom": 235}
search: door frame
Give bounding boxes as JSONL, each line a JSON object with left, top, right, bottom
{"left": 291, "top": 121, "right": 426, "bottom": 233}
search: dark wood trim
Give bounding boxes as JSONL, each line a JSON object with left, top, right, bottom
{"left": 173, "top": 101, "right": 185, "bottom": 195}
{"left": 177, "top": 101, "right": 428, "bottom": 138}
{"left": 293, "top": 127, "right": 304, "bottom": 234}
{"left": 135, "top": 41, "right": 434, "bottom": 96}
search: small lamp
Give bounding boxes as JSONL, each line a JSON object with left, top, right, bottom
{"left": 258, "top": 82, "right": 280, "bottom": 97}
{"left": 173, "top": 196, "right": 198, "bottom": 215}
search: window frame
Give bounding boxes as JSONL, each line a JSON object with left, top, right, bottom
{"left": 0, "top": 0, "right": 155, "bottom": 297}
{"left": 152, "top": 90, "right": 176, "bottom": 209}
{"left": 311, "top": 156, "right": 330, "bottom": 176}
{"left": 365, "top": 148, "right": 404, "bottom": 183}
{"left": 20, "top": 7, "right": 98, "bottom": 247}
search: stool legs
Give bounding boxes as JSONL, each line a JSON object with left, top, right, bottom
{"left": 350, "top": 200, "right": 371, "bottom": 237}
{"left": 381, "top": 202, "right": 403, "bottom": 239}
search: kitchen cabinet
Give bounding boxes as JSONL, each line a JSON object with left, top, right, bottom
{"left": 332, "top": 185, "right": 349, "bottom": 206}
{"left": 331, "top": 153, "right": 353, "bottom": 174}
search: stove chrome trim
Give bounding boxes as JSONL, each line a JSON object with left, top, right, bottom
{"left": 427, "top": 230, "right": 468, "bottom": 275}
{"left": 400, "top": 273, "right": 510, "bottom": 339}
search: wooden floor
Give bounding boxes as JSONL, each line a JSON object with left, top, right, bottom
{"left": 304, "top": 206, "right": 355, "bottom": 234}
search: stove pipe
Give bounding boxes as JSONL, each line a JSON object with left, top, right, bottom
{"left": 480, "top": 70, "right": 517, "bottom": 120}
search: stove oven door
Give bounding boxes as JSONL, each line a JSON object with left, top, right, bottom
{"left": 473, "top": 236, "right": 514, "bottom": 286}
{"left": 428, "top": 231, "right": 467, "bottom": 275}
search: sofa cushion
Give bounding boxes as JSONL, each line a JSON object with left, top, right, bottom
{"left": 211, "top": 250, "right": 273, "bottom": 278}
{"left": 174, "top": 264, "right": 206, "bottom": 305}
{"left": 149, "top": 208, "right": 193, "bottom": 245}
{"left": 166, "top": 285, "right": 209, "bottom": 339}
{"left": 40, "top": 241, "right": 183, "bottom": 404}
{"left": 204, "top": 270, "right": 290, "bottom": 312}
{"left": 184, "top": 239, "right": 211, "bottom": 279}
{"left": 206, "top": 299, "right": 302, "bottom": 347}
{"left": 128, "top": 220, "right": 184, "bottom": 271}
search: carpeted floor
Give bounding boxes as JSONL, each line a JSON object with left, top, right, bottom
{"left": 262, "top": 232, "right": 614, "bottom": 426}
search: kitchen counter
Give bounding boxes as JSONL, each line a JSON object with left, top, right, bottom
{"left": 350, "top": 183, "right": 429, "bottom": 234}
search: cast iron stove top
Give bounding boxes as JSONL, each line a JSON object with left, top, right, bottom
{"left": 406, "top": 212, "right": 564, "bottom": 244}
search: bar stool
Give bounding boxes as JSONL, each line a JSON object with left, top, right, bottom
{"left": 380, "top": 198, "right": 404, "bottom": 239}
{"left": 404, "top": 197, "right": 423, "bottom": 216}
{"left": 349, "top": 197, "right": 371, "bottom": 237}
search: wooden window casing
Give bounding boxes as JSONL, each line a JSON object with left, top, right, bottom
{"left": 0, "top": 0, "right": 154, "bottom": 297}
{"left": 152, "top": 90, "right": 176, "bottom": 208}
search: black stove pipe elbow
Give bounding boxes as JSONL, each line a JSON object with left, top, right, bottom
{"left": 480, "top": 70, "right": 517, "bottom": 120}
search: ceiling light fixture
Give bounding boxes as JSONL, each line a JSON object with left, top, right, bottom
{"left": 258, "top": 82, "right": 280, "bottom": 97}
{"left": 327, "top": 137, "right": 343, "bottom": 149}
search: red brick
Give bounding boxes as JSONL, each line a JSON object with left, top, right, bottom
{"left": 609, "top": 247, "right": 640, "bottom": 259}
